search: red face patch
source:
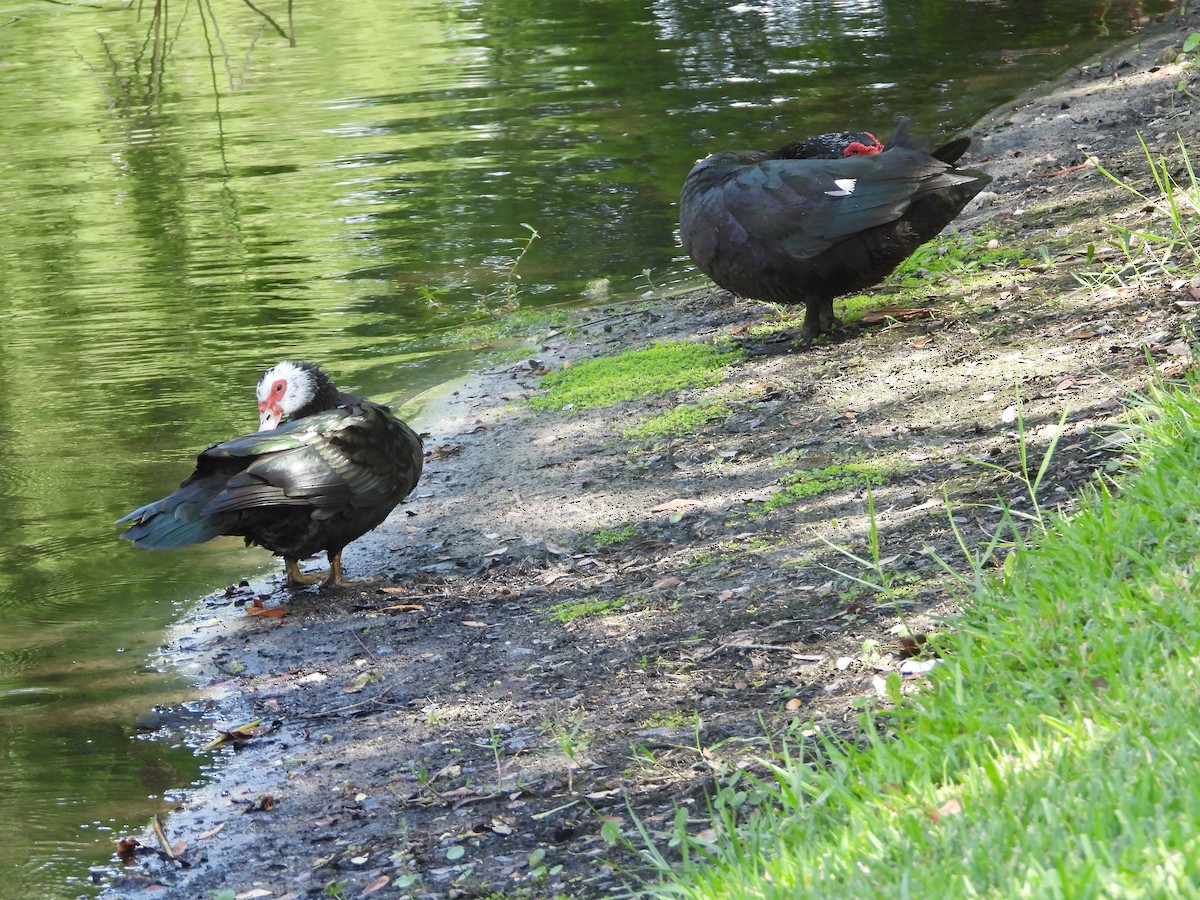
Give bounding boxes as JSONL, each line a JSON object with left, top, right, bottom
{"left": 258, "top": 378, "right": 287, "bottom": 426}
{"left": 843, "top": 135, "right": 883, "bottom": 157}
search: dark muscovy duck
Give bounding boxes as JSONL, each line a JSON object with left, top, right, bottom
{"left": 679, "top": 118, "right": 992, "bottom": 341}
{"left": 118, "top": 361, "right": 424, "bottom": 589}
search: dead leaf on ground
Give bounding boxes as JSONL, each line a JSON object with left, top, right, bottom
{"left": 205, "top": 719, "right": 275, "bottom": 749}
{"left": 897, "top": 633, "right": 929, "bottom": 659}
{"left": 243, "top": 794, "right": 276, "bottom": 813}
{"left": 196, "top": 822, "right": 226, "bottom": 841}
{"left": 469, "top": 422, "right": 497, "bottom": 433}
{"left": 426, "top": 443, "right": 460, "bottom": 460}
{"left": 360, "top": 876, "right": 391, "bottom": 895}
{"left": 246, "top": 597, "right": 286, "bottom": 618}
{"left": 345, "top": 670, "right": 384, "bottom": 693}
{"left": 650, "top": 498, "right": 699, "bottom": 513}
{"left": 380, "top": 603, "right": 424, "bottom": 613}
{"left": 116, "top": 837, "right": 140, "bottom": 864}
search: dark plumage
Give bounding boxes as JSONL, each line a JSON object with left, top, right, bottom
{"left": 118, "top": 361, "right": 423, "bottom": 589}
{"left": 678, "top": 118, "right": 992, "bottom": 340}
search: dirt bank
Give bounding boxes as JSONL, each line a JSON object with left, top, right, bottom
{"left": 105, "top": 9, "right": 1200, "bottom": 898}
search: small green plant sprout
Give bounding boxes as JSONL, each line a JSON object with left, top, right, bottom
{"left": 922, "top": 392, "right": 1068, "bottom": 594}
{"left": 1179, "top": 33, "right": 1200, "bottom": 100}
{"left": 1082, "top": 134, "right": 1200, "bottom": 285}
{"left": 526, "top": 846, "right": 563, "bottom": 880}
{"left": 417, "top": 284, "right": 449, "bottom": 309}
{"left": 474, "top": 222, "right": 540, "bottom": 314}
{"left": 819, "top": 484, "right": 905, "bottom": 599}
{"left": 546, "top": 711, "right": 590, "bottom": 792}
{"left": 640, "top": 266, "right": 664, "bottom": 300}
{"left": 969, "top": 389, "right": 1068, "bottom": 535}
{"left": 503, "top": 222, "right": 540, "bottom": 308}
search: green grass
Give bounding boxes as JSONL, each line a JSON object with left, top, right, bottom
{"left": 891, "top": 233, "right": 1033, "bottom": 284}
{"left": 530, "top": 341, "right": 740, "bottom": 412}
{"left": 1078, "top": 133, "right": 1200, "bottom": 287}
{"left": 642, "top": 380, "right": 1200, "bottom": 897}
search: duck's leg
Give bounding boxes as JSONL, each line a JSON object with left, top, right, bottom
{"left": 800, "top": 298, "right": 840, "bottom": 342}
{"left": 284, "top": 558, "right": 325, "bottom": 586}
{"left": 320, "top": 552, "right": 381, "bottom": 590}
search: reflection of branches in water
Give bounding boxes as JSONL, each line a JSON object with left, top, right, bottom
{"left": 91, "top": 1, "right": 297, "bottom": 111}
{"left": 241, "top": 0, "right": 295, "bottom": 46}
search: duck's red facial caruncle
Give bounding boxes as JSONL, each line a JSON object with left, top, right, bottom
{"left": 258, "top": 377, "right": 287, "bottom": 430}
{"left": 842, "top": 134, "right": 883, "bottom": 157}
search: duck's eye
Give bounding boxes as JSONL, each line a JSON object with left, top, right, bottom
{"left": 273, "top": 380, "right": 286, "bottom": 394}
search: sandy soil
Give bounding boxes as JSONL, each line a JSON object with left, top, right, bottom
{"left": 104, "top": 9, "right": 1200, "bottom": 898}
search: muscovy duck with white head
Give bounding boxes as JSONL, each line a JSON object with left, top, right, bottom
{"left": 118, "top": 361, "right": 424, "bottom": 589}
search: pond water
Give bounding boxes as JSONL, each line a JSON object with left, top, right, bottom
{"left": 0, "top": 0, "right": 1171, "bottom": 893}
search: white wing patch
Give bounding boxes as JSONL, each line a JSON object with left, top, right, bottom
{"left": 825, "top": 178, "right": 857, "bottom": 197}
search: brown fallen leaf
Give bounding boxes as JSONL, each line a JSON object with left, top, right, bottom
{"left": 361, "top": 876, "right": 391, "bottom": 895}
{"left": 151, "top": 815, "right": 178, "bottom": 863}
{"left": 116, "top": 837, "right": 140, "bottom": 864}
{"left": 380, "top": 603, "right": 424, "bottom": 613}
{"left": 195, "top": 822, "right": 226, "bottom": 841}
{"left": 653, "top": 576, "right": 682, "bottom": 590}
{"left": 246, "top": 597, "right": 286, "bottom": 618}
{"left": 650, "top": 498, "right": 699, "bottom": 513}
{"left": 469, "top": 422, "right": 497, "bottom": 433}
{"left": 205, "top": 719, "right": 274, "bottom": 749}
{"left": 897, "top": 633, "right": 930, "bottom": 659}
{"left": 425, "top": 443, "right": 460, "bottom": 460}
{"left": 243, "top": 794, "right": 275, "bottom": 813}
{"left": 910, "top": 337, "right": 934, "bottom": 348}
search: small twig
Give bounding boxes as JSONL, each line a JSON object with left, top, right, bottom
{"left": 239, "top": 0, "right": 290, "bottom": 41}
{"left": 1032, "top": 162, "right": 1091, "bottom": 179}
{"left": 297, "top": 685, "right": 403, "bottom": 720}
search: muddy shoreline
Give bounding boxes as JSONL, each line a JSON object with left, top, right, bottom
{"left": 106, "top": 10, "right": 1200, "bottom": 898}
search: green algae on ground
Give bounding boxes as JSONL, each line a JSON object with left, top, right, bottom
{"left": 547, "top": 596, "right": 630, "bottom": 623}
{"left": 530, "top": 340, "right": 741, "bottom": 411}
{"left": 622, "top": 399, "right": 732, "bottom": 444}
{"left": 592, "top": 524, "right": 638, "bottom": 547}
{"left": 755, "top": 460, "right": 891, "bottom": 513}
